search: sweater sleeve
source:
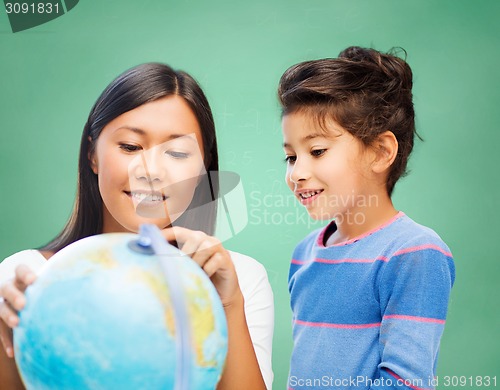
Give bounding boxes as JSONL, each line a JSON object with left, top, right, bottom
{"left": 371, "top": 244, "right": 455, "bottom": 390}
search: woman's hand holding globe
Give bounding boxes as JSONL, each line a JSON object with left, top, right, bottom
{"left": 162, "top": 226, "right": 241, "bottom": 308}
{"left": 0, "top": 265, "right": 36, "bottom": 358}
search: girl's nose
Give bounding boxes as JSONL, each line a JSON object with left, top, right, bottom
{"left": 288, "top": 158, "right": 310, "bottom": 185}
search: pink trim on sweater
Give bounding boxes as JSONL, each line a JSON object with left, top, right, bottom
{"left": 386, "top": 368, "right": 433, "bottom": 390}
{"left": 291, "top": 256, "right": 389, "bottom": 265}
{"left": 315, "top": 256, "right": 389, "bottom": 264}
{"left": 393, "top": 244, "right": 452, "bottom": 258}
{"left": 383, "top": 314, "right": 446, "bottom": 325}
{"left": 294, "top": 319, "right": 381, "bottom": 329}
{"left": 317, "top": 211, "right": 405, "bottom": 247}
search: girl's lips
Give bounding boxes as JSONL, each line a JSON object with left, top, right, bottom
{"left": 297, "top": 190, "right": 324, "bottom": 205}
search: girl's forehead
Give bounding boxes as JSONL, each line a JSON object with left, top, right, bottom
{"left": 282, "top": 111, "right": 345, "bottom": 144}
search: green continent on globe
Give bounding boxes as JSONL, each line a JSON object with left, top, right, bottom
{"left": 129, "top": 268, "right": 176, "bottom": 336}
{"left": 186, "top": 274, "right": 217, "bottom": 368}
{"left": 131, "top": 267, "right": 219, "bottom": 368}
{"left": 87, "top": 248, "right": 120, "bottom": 269}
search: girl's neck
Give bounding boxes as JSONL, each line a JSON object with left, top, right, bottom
{"left": 325, "top": 193, "right": 398, "bottom": 246}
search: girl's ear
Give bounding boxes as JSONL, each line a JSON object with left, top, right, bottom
{"left": 371, "top": 131, "right": 398, "bottom": 174}
{"left": 88, "top": 136, "right": 98, "bottom": 175}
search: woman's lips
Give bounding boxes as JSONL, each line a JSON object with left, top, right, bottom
{"left": 125, "top": 191, "right": 168, "bottom": 207}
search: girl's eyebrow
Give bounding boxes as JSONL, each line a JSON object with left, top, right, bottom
{"left": 114, "top": 126, "right": 197, "bottom": 142}
{"left": 283, "top": 133, "right": 323, "bottom": 148}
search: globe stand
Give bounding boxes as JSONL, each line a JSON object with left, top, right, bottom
{"left": 129, "top": 224, "right": 192, "bottom": 390}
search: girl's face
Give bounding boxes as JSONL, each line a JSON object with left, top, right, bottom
{"left": 282, "top": 111, "right": 376, "bottom": 221}
{"left": 90, "top": 96, "right": 206, "bottom": 233}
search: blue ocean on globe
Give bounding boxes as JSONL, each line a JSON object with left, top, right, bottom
{"left": 13, "top": 232, "right": 228, "bottom": 390}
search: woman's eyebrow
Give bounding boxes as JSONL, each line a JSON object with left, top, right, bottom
{"left": 113, "top": 126, "right": 147, "bottom": 135}
{"left": 113, "top": 126, "right": 197, "bottom": 142}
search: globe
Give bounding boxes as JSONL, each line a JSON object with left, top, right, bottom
{"left": 13, "top": 232, "right": 228, "bottom": 390}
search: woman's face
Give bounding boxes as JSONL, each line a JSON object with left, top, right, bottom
{"left": 90, "top": 96, "right": 206, "bottom": 233}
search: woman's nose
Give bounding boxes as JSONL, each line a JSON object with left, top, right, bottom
{"left": 132, "top": 148, "right": 168, "bottom": 183}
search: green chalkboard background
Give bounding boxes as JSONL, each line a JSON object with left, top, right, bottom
{"left": 1, "top": 1, "right": 499, "bottom": 388}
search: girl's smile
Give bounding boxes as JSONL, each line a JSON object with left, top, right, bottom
{"left": 294, "top": 188, "right": 324, "bottom": 206}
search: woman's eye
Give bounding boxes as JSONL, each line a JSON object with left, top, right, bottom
{"left": 119, "top": 144, "right": 141, "bottom": 152}
{"left": 284, "top": 155, "right": 296, "bottom": 164}
{"left": 311, "top": 149, "right": 326, "bottom": 157}
{"left": 167, "top": 151, "right": 190, "bottom": 159}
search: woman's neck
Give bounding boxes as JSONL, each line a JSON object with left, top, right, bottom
{"left": 39, "top": 250, "right": 55, "bottom": 260}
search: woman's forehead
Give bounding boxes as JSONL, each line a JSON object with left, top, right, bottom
{"left": 100, "top": 96, "right": 205, "bottom": 150}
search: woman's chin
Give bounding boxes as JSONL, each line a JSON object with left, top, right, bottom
{"left": 135, "top": 203, "right": 168, "bottom": 219}
{"left": 123, "top": 217, "right": 172, "bottom": 234}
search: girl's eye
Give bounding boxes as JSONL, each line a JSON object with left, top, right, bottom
{"left": 167, "top": 151, "right": 190, "bottom": 159}
{"left": 311, "top": 149, "right": 326, "bottom": 157}
{"left": 284, "top": 155, "right": 296, "bottom": 164}
{"left": 119, "top": 144, "right": 141, "bottom": 152}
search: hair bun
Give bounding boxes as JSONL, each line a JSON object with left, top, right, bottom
{"left": 338, "top": 46, "right": 413, "bottom": 92}
{"left": 338, "top": 46, "right": 372, "bottom": 62}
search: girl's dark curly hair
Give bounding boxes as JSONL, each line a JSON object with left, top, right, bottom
{"left": 278, "top": 46, "right": 420, "bottom": 195}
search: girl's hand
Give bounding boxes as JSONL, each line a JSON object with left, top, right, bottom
{"left": 0, "top": 265, "right": 36, "bottom": 358}
{"left": 161, "top": 227, "right": 241, "bottom": 308}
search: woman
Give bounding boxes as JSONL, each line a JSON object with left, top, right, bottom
{"left": 0, "top": 63, "right": 274, "bottom": 389}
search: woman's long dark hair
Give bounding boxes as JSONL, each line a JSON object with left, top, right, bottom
{"left": 40, "top": 63, "right": 219, "bottom": 253}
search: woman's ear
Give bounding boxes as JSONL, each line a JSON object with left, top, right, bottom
{"left": 88, "top": 136, "right": 98, "bottom": 175}
{"left": 371, "top": 131, "right": 398, "bottom": 174}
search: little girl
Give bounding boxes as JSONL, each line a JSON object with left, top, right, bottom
{"left": 0, "top": 63, "right": 273, "bottom": 389}
{"left": 279, "top": 47, "right": 455, "bottom": 389}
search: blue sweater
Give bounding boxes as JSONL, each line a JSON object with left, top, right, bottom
{"left": 288, "top": 212, "right": 455, "bottom": 390}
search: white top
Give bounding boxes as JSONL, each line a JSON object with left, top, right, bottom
{"left": 0, "top": 249, "right": 274, "bottom": 389}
